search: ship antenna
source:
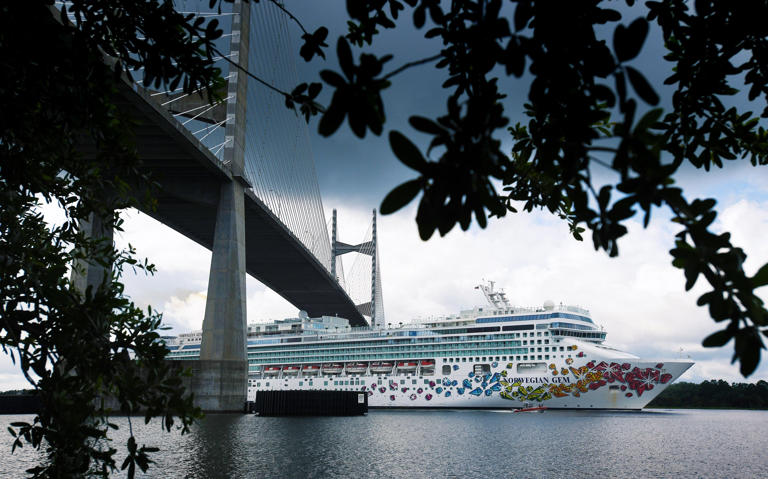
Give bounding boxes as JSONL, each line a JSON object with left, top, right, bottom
{"left": 476, "top": 280, "right": 509, "bottom": 309}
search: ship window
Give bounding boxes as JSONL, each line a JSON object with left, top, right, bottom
{"left": 424, "top": 379, "right": 430, "bottom": 384}
{"left": 257, "top": 382, "right": 261, "bottom": 387}
{"left": 299, "top": 381, "right": 303, "bottom": 386}
{"left": 560, "top": 347, "right": 565, "bottom": 351}
{"left": 334, "top": 381, "right": 338, "bottom": 385}
{"left": 462, "top": 358, "right": 467, "bottom": 362}
{"left": 442, "top": 365, "right": 451, "bottom": 375}
{"left": 523, "top": 355, "right": 528, "bottom": 360}
{"left": 266, "top": 382, "right": 270, "bottom": 386}
{"left": 502, "top": 356, "right": 506, "bottom": 361}
{"left": 412, "top": 380, "right": 417, "bottom": 385}
{"left": 545, "top": 355, "right": 549, "bottom": 360}
{"left": 609, "top": 385, "right": 620, "bottom": 390}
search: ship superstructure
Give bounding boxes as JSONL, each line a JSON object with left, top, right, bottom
{"left": 165, "top": 283, "right": 692, "bottom": 409}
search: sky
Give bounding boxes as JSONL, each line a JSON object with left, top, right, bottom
{"left": 2, "top": 1, "right": 768, "bottom": 390}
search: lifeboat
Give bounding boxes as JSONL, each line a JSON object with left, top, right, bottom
{"left": 302, "top": 364, "right": 320, "bottom": 375}
{"left": 419, "top": 359, "right": 435, "bottom": 368}
{"left": 370, "top": 361, "right": 394, "bottom": 374}
{"left": 397, "top": 361, "right": 418, "bottom": 372}
{"left": 322, "top": 363, "right": 343, "bottom": 375}
{"left": 263, "top": 365, "right": 281, "bottom": 375}
{"left": 346, "top": 362, "right": 368, "bottom": 375}
{"left": 283, "top": 365, "right": 300, "bottom": 375}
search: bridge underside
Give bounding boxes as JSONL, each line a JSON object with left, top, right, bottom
{"left": 79, "top": 81, "right": 366, "bottom": 326}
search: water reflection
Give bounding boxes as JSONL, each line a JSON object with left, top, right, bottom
{"left": 2, "top": 409, "right": 767, "bottom": 478}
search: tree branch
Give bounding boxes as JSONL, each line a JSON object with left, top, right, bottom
{"left": 268, "top": 0, "right": 308, "bottom": 35}
{"left": 382, "top": 54, "right": 442, "bottom": 80}
{"left": 211, "top": 46, "right": 291, "bottom": 98}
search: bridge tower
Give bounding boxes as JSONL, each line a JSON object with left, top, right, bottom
{"left": 331, "top": 209, "right": 385, "bottom": 327}
{"left": 196, "top": 0, "right": 251, "bottom": 412}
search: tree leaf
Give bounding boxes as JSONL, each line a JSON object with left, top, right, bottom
{"left": 320, "top": 70, "right": 347, "bottom": 87}
{"left": 409, "top": 116, "right": 444, "bottom": 135}
{"left": 337, "top": 37, "right": 354, "bottom": 80}
{"left": 613, "top": 18, "right": 648, "bottom": 62}
{"left": 380, "top": 179, "right": 423, "bottom": 214}
{"left": 389, "top": 131, "right": 427, "bottom": 171}
{"left": 626, "top": 66, "right": 659, "bottom": 105}
{"left": 752, "top": 262, "right": 768, "bottom": 288}
{"left": 702, "top": 328, "right": 734, "bottom": 347}
{"left": 318, "top": 92, "right": 347, "bottom": 137}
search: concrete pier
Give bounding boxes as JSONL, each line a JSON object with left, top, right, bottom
{"left": 196, "top": 0, "right": 250, "bottom": 412}
{"left": 70, "top": 212, "right": 113, "bottom": 295}
{"left": 176, "top": 359, "right": 246, "bottom": 412}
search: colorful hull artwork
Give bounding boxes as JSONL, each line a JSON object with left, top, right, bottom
{"left": 250, "top": 359, "right": 693, "bottom": 409}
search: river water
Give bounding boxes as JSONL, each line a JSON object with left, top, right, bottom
{"left": 1, "top": 409, "right": 766, "bottom": 478}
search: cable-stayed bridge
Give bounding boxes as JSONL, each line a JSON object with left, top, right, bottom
{"left": 62, "top": 0, "right": 384, "bottom": 410}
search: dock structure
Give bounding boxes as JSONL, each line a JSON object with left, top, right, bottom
{"left": 249, "top": 390, "right": 368, "bottom": 416}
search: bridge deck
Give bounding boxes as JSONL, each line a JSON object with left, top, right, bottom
{"left": 80, "top": 80, "right": 366, "bottom": 326}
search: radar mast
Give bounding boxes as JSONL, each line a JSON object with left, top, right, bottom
{"left": 475, "top": 280, "right": 511, "bottom": 309}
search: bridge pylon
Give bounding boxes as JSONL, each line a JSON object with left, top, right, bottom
{"left": 196, "top": 0, "right": 250, "bottom": 412}
{"left": 331, "top": 209, "right": 385, "bottom": 328}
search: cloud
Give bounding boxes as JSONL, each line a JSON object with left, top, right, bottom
{"left": 116, "top": 210, "right": 298, "bottom": 335}
{"left": 328, "top": 194, "right": 768, "bottom": 383}
{"left": 0, "top": 354, "right": 33, "bottom": 391}
{"left": 4, "top": 182, "right": 766, "bottom": 390}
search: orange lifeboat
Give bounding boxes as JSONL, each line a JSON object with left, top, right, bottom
{"left": 322, "top": 363, "right": 343, "bottom": 374}
{"left": 346, "top": 362, "right": 368, "bottom": 374}
{"left": 370, "top": 361, "right": 394, "bottom": 374}
{"left": 397, "top": 361, "right": 418, "bottom": 372}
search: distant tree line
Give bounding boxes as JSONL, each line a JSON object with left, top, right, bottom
{"left": 648, "top": 380, "right": 768, "bottom": 409}
{"left": 0, "top": 389, "right": 36, "bottom": 396}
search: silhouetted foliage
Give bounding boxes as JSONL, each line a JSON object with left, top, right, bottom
{"left": 0, "top": 1, "right": 227, "bottom": 476}
{"left": 648, "top": 380, "right": 768, "bottom": 409}
{"left": 286, "top": 0, "right": 768, "bottom": 377}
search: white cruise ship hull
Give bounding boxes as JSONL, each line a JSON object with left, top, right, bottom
{"left": 248, "top": 358, "right": 693, "bottom": 410}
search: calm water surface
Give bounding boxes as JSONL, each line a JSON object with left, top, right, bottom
{"left": 1, "top": 409, "right": 766, "bottom": 478}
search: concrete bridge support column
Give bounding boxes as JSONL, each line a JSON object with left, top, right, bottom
{"left": 70, "top": 212, "right": 114, "bottom": 295}
{"left": 196, "top": 0, "right": 250, "bottom": 412}
{"left": 198, "top": 179, "right": 248, "bottom": 412}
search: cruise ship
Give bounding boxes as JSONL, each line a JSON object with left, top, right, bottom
{"left": 165, "top": 283, "right": 693, "bottom": 409}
